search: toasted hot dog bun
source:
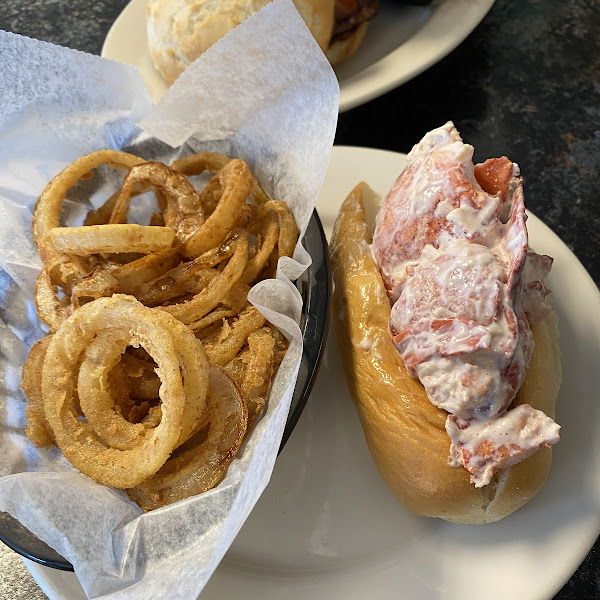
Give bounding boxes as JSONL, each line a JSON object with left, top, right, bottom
{"left": 330, "top": 182, "right": 562, "bottom": 524}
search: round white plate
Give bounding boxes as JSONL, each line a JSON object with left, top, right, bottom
{"left": 25, "top": 146, "right": 600, "bottom": 600}
{"left": 101, "top": 0, "right": 495, "bottom": 112}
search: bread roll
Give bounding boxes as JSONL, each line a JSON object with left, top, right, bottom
{"left": 330, "top": 182, "right": 562, "bottom": 524}
{"left": 146, "top": 0, "right": 335, "bottom": 84}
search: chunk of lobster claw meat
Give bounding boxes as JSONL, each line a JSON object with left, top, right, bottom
{"left": 446, "top": 404, "right": 560, "bottom": 487}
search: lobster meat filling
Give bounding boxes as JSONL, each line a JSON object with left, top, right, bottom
{"left": 372, "top": 122, "right": 560, "bottom": 487}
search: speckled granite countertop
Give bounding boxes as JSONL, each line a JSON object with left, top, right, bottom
{"left": 0, "top": 0, "right": 599, "bottom": 599}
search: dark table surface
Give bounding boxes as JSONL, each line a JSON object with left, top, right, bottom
{"left": 1, "top": 0, "right": 599, "bottom": 598}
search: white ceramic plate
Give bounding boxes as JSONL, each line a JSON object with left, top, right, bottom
{"left": 101, "top": 0, "right": 495, "bottom": 112}
{"left": 25, "top": 146, "right": 600, "bottom": 600}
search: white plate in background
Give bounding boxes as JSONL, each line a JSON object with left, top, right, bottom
{"left": 25, "top": 146, "right": 600, "bottom": 600}
{"left": 101, "top": 0, "right": 495, "bottom": 111}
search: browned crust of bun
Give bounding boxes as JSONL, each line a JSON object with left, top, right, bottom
{"left": 330, "top": 182, "right": 562, "bottom": 524}
{"left": 325, "top": 21, "right": 369, "bottom": 65}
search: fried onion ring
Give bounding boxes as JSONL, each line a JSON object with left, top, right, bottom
{"left": 47, "top": 224, "right": 175, "bottom": 255}
{"left": 241, "top": 209, "right": 279, "bottom": 284}
{"left": 42, "top": 295, "right": 208, "bottom": 488}
{"left": 78, "top": 320, "right": 208, "bottom": 451}
{"left": 126, "top": 365, "right": 248, "bottom": 511}
{"left": 137, "top": 235, "right": 238, "bottom": 306}
{"left": 264, "top": 200, "right": 299, "bottom": 260}
{"left": 109, "top": 162, "right": 204, "bottom": 245}
{"left": 34, "top": 269, "right": 73, "bottom": 331}
{"left": 172, "top": 152, "right": 272, "bottom": 205}
{"left": 33, "top": 150, "right": 146, "bottom": 263}
{"left": 160, "top": 231, "right": 249, "bottom": 324}
{"left": 23, "top": 336, "right": 55, "bottom": 447}
{"left": 183, "top": 160, "right": 253, "bottom": 258}
{"left": 110, "top": 249, "right": 181, "bottom": 296}
{"left": 203, "top": 306, "right": 266, "bottom": 366}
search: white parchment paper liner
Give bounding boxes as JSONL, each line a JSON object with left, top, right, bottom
{"left": 0, "top": 1, "right": 339, "bottom": 598}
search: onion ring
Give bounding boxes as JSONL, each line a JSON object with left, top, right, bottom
{"left": 77, "top": 330, "right": 154, "bottom": 451}
{"left": 78, "top": 320, "right": 208, "bottom": 451}
{"left": 203, "top": 306, "right": 266, "bottom": 366}
{"left": 137, "top": 235, "right": 238, "bottom": 306}
{"left": 188, "top": 308, "right": 236, "bottom": 334}
{"left": 23, "top": 335, "right": 55, "bottom": 447}
{"left": 161, "top": 231, "right": 249, "bottom": 324}
{"left": 264, "top": 200, "right": 298, "bottom": 260}
{"left": 126, "top": 365, "right": 248, "bottom": 511}
{"left": 240, "top": 328, "right": 275, "bottom": 427}
{"left": 33, "top": 150, "right": 146, "bottom": 263}
{"left": 70, "top": 267, "right": 119, "bottom": 306}
{"left": 47, "top": 224, "right": 175, "bottom": 255}
{"left": 34, "top": 269, "right": 73, "bottom": 331}
{"left": 241, "top": 209, "right": 279, "bottom": 284}
{"left": 110, "top": 249, "right": 181, "bottom": 296}
{"left": 45, "top": 253, "right": 92, "bottom": 290}
{"left": 183, "top": 160, "right": 253, "bottom": 258}
{"left": 172, "top": 152, "right": 272, "bottom": 205}
{"left": 109, "top": 162, "right": 204, "bottom": 245}
{"left": 170, "top": 152, "right": 232, "bottom": 175}
{"left": 42, "top": 295, "right": 207, "bottom": 488}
